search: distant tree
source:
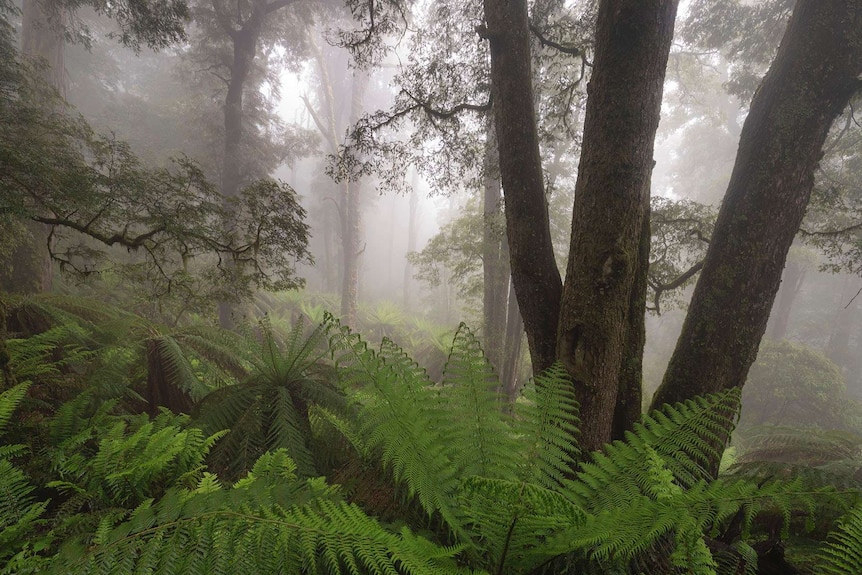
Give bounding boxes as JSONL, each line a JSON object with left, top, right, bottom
{"left": 1, "top": 0, "right": 190, "bottom": 293}
{"left": 0, "top": 22, "right": 312, "bottom": 313}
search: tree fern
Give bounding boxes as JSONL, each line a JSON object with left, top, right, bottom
{"left": 196, "top": 318, "right": 341, "bottom": 478}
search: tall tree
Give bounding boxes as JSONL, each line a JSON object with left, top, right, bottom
{"left": 189, "top": 0, "right": 308, "bottom": 327}
{"left": 652, "top": 0, "right": 862, "bottom": 411}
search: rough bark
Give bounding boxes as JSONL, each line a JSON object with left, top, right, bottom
{"left": 556, "top": 0, "right": 677, "bottom": 453}
{"left": 613, "top": 205, "right": 650, "bottom": 440}
{"left": 653, "top": 0, "right": 862, "bottom": 411}
{"left": 482, "top": 0, "right": 562, "bottom": 374}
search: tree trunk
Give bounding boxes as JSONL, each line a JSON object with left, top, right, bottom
{"left": 556, "top": 0, "right": 678, "bottom": 453}
{"left": 218, "top": 18, "right": 261, "bottom": 329}
{"left": 826, "top": 276, "right": 859, "bottom": 370}
{"left": 501, "top": 277, "right": 524, "bottom": 400}
{"left": 481, "top": 0, "right": 562, "bottom": 374}
{"left": 653, "top": 0, "right": 862, "bottom": 412}
{"left": 403, "top": 170, "right": 419, "bottom": 309}
{"left": 482, "top": 116, "right": 508, "bottom": 372}
{"left": 340, "top": 70, "right": 369, "bottom": 326}
{"left": 613, "top": 205, "right": 650, "bottom": 439}
{"left": 767, "top": 259, "right": 806, "bottom": 341}
{"left": 6, "top": 0, "right": 67, "bottom": 294}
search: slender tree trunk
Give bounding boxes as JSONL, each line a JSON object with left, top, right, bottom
{"left": 481, "top": 0, "right": 562, "bottom": 374}
{"left": 403, "top": 170, "right": 419, "bottom": 308}
{"left": 767, "top": 259, "right": 806, "bottom": 341}
{"left": 218, "top": 20, "right": 261, "bottom": 329}
{"left": 501, "top": 277, "right": 524, "bottom": 400}
{"left": 482, "top": 116, "right": 508, "bottom": 371}
{"left": 556, "top": 0, "right": 677, "bottom": 453}
{"left": 340, "top": 70, "right": 369, "bottom": 325}
{"left": 826, "top": 276, "right": 859, "bottom": 370}
{"left": 653, "top": 0, "right": 862, "bottom": 412}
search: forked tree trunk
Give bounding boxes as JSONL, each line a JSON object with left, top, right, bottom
{"left": 556, "top": 0, "right": 678, "bottom": 453}
{"left": 653, "top": 0, "right": 862, "bottom": 412}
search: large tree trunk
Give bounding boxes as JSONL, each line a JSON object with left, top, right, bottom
{"left": 556, "top": 0, "right": 678, "bottom": 453}
{"left": 652, "top": 0, "right": 862, "bottom": 412}
{"left": 481, "top": 0, "right": 562, "bottom": 374}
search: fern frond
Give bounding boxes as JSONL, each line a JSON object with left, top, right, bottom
{"left": 458, "top": 476, "right": 586, "bottom": 574}
{"left": 818, "top": 503, "right": 862, "bottom": 575}
{"left": 0, "top": 382, "right": 30, "bottom": 437}
{"left": 52, "top": 450, "right": 464, "bottom": 575}
{"left": 437, "top": 324, "right": 513, "bottom": 480}
{"left": 327, "top": 319, "right": 464, "bottom": 535}
{"left": 513, "top": 362, "right": 580, "bottom": 491}
{"left": 0, "top": 458, "right": 49, "bottom": 561}
{"left": 196, "top": 319, "right": 338, "bottom": 478}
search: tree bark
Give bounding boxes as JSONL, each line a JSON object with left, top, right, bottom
{"left": 556, "top": 0, "right": 678, "bottom": 453}
{"left": 482, "top": 116, "right": 509, "bottom": 372}
{"left": 613, "top": 204, "right": 650, "bottom": 439}
{"left": 482, "top": 0, "right": 562, "bottom": 374}
{"left": 653, "top": 0, "right": 862, "bottom": 411}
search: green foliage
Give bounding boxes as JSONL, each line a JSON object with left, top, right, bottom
{"left": 4, "top": 313, "right": 862, "bottom": 574}
{"left": 45, "top": 450, "right": 463, "bottom": 575}
{"left": 323, "top": 319, "right": 824, "bottom": 575}
{"left": 741, "top": 339, "right": 852, "bottom": 430}
{"left": 0, "top": 383, "right": 50, "bottom": 565}
{"left": 196, "top": 318, "right": 344, "bottom": 479}
{"left": 0, "top": 23, "right": 312, "bottom": 308}
{"left": 819, "top": 503, "right": 862, "bottom": 574}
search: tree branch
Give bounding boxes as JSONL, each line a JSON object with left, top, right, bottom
{"left": 529, "top": 23, "right": 589, "bottom": 63}
{"left": 32, "top": 215, "right": 166, "bottom": 249}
